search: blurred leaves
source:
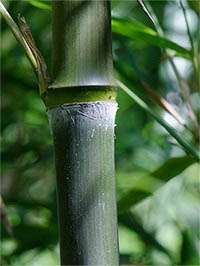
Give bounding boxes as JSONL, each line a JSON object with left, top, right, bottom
{"left": 117, "top": 156, "right": 195, "bottom": 214}
{"left": 118, "top": 190, "right": 151, "bottom": 213}
{"left": 117, "top": 80, "right": 200, "bottom": 161}
{"left": 180, "top": 229, "right": 199, "bottom": 265}
{"left": 1, "top": 0, "right": 200, "bottom": 265}
{"left": 119, "top": 212, "right": 172, "bottom": 259}
{"left": 151, "top": 155, "right": 195, "bottom": 181}
{"left": 27, "top": 0, "right": 51, "bottom": 11}
{"left": 187, "top": 0, "right": 200, "bottom": 15}
{"left": 112, "top": 18, "right": 192, "bottom": 59}
{"left": 0, "top": 196, "right": 13, "bottom": 236}
{"left": 1, "top": 201, "right": 58, "bottom": 258}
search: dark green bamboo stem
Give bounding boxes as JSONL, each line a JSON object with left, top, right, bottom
{"left": 48, "top": 1, "right": 119, "bottom": 265}
{"left": 51, "top": 0, "right": 113, "bottom": 88}
{"left": 48, "top": 102, "right": 119, "bottom": 265}
{"left": 43, "top": 0, "right": 116, "bottom": 106}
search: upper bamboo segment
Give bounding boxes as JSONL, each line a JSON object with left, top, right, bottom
{"left": 50, "top": 0, "right": 114, "bottom": 89}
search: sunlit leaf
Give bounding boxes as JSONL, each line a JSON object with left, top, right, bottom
{"left": 118, "top": 190, "right": 151, "bottom": 214}
{"left": 28, "top": 0, "right": 51, "bottom": 11}
{"left": 117, "top": 81, "right": 200, "bottom": 161}
{"left": 152, "top": 156, "right": 196, "bottom": 181}
{"left": 117, "top": 156, "right": 195, "bottom": 213}
{"left": 119, "top": 212, "right": 172, "bottom": 258}
{"left": 112, "top": 18, "right": 192, "bottom": 59}
{"left": 118, "top": 224, "right": 145, "bottom": 255}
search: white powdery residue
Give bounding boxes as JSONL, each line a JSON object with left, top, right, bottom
{"left": 90, "top": 128, "right": 95, "bottom": 139}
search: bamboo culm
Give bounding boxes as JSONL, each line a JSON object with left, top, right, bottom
{"left": 49, "top": 1, "right": 119, "bottom": 264}
{"left": 48, "top": 102, "right": 119, "bottom": 265}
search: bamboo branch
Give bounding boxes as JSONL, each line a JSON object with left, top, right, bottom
{"left": 179, "top": 0, "right": 199, "bottom": 91}
{"left": 137, "top": 0, "right": 163, "bottom": 36}
{"left": 179, "top": 1, "right": 194, "bottom": 54}
{"left": 0, "top": 1, "right": 49, "bottom": 95}
{"left": 117, "top": 80, "right": 200, "bottom": 161}
{"left": 115, "top": 53, "right": 187, "bottom": 129}
{"left": 0, "top": 1, "right": 37, "bottom": 69}
{"left": 17, "top": 15, "right": 49, "bottom": 94}
{"left": 141, "top": 81, "right": 186, "bottom": 127}
{"left": 137, "top": 0, "right": 198, "bottom": 130}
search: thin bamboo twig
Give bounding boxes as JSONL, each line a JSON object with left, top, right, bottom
{"left": 117, "top": 80, "right": 200, "bottom": 161}
{"left": 0, "top": 1, "right": 37, "bottom": 69}
{"left": 115, "top": 55, "right": 187, "bottom": 129}
{"left": 137, "top": 0, "right": 163, "bottom": 35}
{"left": 179, "top": 1, "right": 195, "bottom": 53}
{"left": 0, "top": 1, "right": 49, "bottom": 95}
{"left": 141, "top": 81, "right": 186, "bottom": 127}
{"left": 18, "top": 15, "right": 49, "bottom": 94}
{"left": 169, "top": 59, "right": 198, "bottom": 133}
{"left": 0, "top": 195, "right": 13, "bottom": 236}
{"left": 179, "top": 0, "right": 199, "bottom": 91}
{"left": 137, "top": 0, "right": 198, "bottom": 129}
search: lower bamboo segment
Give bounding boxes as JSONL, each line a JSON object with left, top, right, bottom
{"left": 48, "top": 101, "right": 119, "bottom": 266}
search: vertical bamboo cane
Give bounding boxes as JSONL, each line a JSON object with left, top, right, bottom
{"left": 47, "top": 1, "right": 119, "bottom": 265}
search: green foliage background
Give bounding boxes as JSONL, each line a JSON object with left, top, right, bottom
{"left": 1, "top": 0, "right": 200, "bottom": 265}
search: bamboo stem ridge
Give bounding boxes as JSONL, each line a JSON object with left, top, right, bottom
{"left": 48, "top": 102, "right": 119, "bottom": 265}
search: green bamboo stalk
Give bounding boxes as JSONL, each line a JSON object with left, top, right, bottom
{"left": 44, "top": 0, "right": 116, "bottom": 107}
{"left": 48, "top": 1, "right": 119, "bottom": 265}
{"left": 48, "top": 102, "right": 119, "bottom": 265}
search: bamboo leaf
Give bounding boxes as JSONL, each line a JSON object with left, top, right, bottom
{"left": 180, "top": 229, "right": 199, "bottom": 265}
{"left": 152, "top": 156, "right": 196, "bottom": 181}
{"left": 28, "top": 0, "right": 51, "bottom": 11}
{"left": 137, "top": 0, "right": 164, "bottom": 36}
{"left": 117, "top": 156, "right": 195, "bottom": 213}
{"left": 112, "top": 18, "right": 192, "bottom": 59}
{"left": 136, "top": 0, "right": 198, "bottom": 120}
{"left": 118, "top": 190, "right": 151, "bottom": 214}
{"left": 119, "top": 212, "right": 172, "bottom": 258}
